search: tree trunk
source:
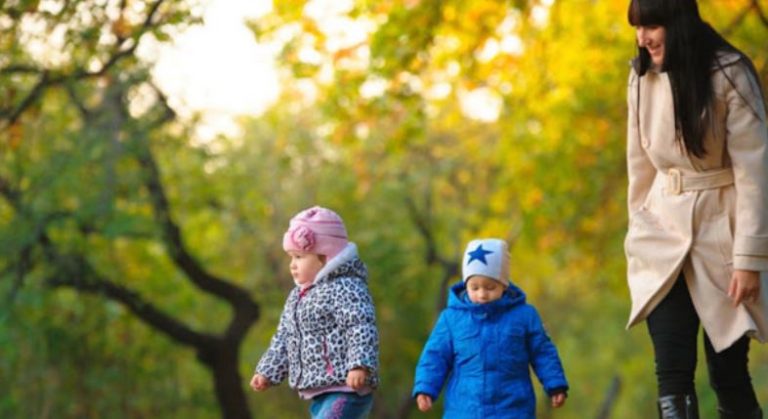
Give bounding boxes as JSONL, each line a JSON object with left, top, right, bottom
{"left": 208, "top": 344, "right": 252, "bottom": 419}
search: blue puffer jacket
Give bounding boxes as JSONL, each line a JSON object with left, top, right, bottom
{"left": 412, "top": 281, "right": 568, "bottom": 419}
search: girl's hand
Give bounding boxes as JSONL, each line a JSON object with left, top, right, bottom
{"left": 416, "top": 394, "right": 433, "bottom": 412}
{"left": 551, "top": 392, "right": 566, "bottom": 408}
{"left": 728, "top": 269, "right": 761, "bottom": 306}
{"left": 250, "top": 374, "right": 270, "bottom": 392}
{"left": 346, "top": 368, "right": 368, "bottom": 390}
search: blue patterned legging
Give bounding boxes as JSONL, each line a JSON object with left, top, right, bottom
{"left": 310, "top": 392, "right": 373, "bottom": 419}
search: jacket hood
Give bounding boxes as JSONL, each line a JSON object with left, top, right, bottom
{"left": 310, "top": 242, "right": 367, "bottom": 286}
{"left": 447, "top": 281, "right": 526, "bottom": 315}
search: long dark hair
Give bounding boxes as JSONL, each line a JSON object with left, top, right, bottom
{"left": 627, "top": 0, "right": 755, "bottom": 157}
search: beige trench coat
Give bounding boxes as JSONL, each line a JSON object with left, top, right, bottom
{"left": 624, "top": 52, "right": 768, "bottom": 352}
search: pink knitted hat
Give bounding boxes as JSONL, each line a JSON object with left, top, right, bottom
{"left": 282, "top": 206, "right": 349, "bottom": 260}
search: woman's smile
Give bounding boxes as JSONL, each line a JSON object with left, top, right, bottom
{"left": 636, "top": 25, "right": 666, "bottom": 67}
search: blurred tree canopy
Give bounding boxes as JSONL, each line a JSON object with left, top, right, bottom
{"left": 1, "top": 0, "right": 767, "bottom": 418}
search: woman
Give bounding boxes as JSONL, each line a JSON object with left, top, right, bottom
{"left": 623, "top": 0, "right": 768, "bottom": 418}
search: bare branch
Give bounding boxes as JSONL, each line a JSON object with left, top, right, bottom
{"left": 404, "top": 193, "right": 437, "bottom": 264}
{"left": 595, "top": 375, "right": 622, "bottom": 419}
{"left": 0, "top": 0, "right": 169, "bottom": 126}
{"left": 3, "top": 247, "right": 29, "bottom": 304}
{"left": 1, "top": 71, "right": 49, "bottom": 124}
{"left": 403, "top": 192, "right": 458, "bottom": 310}
{"left": 147, "top": 81, "right": 177, "bottom": 127}
{"left": 0, "top": 64, "right": 41, "bottom": 75}
{"left": 752, "top": 0, "right": 768, "bottom": 28}
{"left": 64, "top": 81, "right": 92, "bottom": 120}
{"left": 47, "top": 253, "right": 216, "bottom": 349}
{"left": 133, "top": 135, "right": 259, "bottom": 336}
{"left": 722, "top": 4, "right": 752, "bottom": 36}
{"left": 0, "top": 175, "right": 20, "bottom": 208}
{"left": 71, "top": 0, "right": 166, "bottom": 79}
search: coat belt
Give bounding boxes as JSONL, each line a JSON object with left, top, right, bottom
{"left": 662, "top": 168, "right": 734, "bottom": 195}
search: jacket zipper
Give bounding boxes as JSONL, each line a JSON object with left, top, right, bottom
{"left": 322, "top": 336, "right": 334, "bottom": 375}
{"left": 293, "top": 287, "right": 310, "bottom": 385}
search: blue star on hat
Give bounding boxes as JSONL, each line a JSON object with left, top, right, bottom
{"left": 467, "top": 244, "right": 493, "bottom": 265}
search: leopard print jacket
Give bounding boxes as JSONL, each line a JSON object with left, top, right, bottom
{"left": 256, "top": 243, "right": 380, "bottom": 391}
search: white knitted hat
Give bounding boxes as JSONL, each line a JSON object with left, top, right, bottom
{"left": 462, "top": 238, "right": 510, "bottom": 286}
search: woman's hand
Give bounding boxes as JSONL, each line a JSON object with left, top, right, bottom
{"left": 728, "top": 269, "right": 761, "bottom": 306}
{"left": 416, "top": 394, "right": 433, "bottom": 412}
{"left": 346, "top": 368, "right": 369, "bottom": 390}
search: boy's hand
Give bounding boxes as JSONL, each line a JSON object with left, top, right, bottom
{"left": 416, "top": 394, "right": 433, "bottom": 412}
{"left": 346, "top": 368, "right": 368, "bottom": 390}
{"left": 250, "top": 374, "right": 270, "bottom": 392}
{"left": 551, "top": 392, "right": 566, "bottom": 408}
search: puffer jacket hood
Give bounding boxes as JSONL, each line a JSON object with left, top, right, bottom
{"left": 312, "top": 243, "right": 368, "bottom": 286}
{"left": 447, "top": 280, "right": 526, "bottom": 314}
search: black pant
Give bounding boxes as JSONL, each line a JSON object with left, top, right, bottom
{"left": 646, "top": 275, "right": 759, "bottom": 411}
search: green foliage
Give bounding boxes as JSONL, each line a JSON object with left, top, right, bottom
{"left": 0, "top": 283, "right": 217, "bottom": 418}
{"left": 244, "top": 0, "right": 768, "bottom": 418}
{"left": 2, "top": 0, "right": 767, "bottom": 418}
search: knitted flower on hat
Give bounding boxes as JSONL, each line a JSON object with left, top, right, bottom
{"left": 282, "top": 206, "right": 349, "bottom": 260}
{"left": 288, "top": 225, "right": 316, "bottom": 251}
